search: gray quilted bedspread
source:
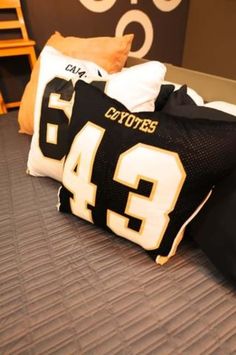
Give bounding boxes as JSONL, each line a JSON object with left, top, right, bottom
{"left": 0, "top": 112, "right": 235, "bottom": 354}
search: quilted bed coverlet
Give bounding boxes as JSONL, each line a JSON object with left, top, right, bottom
{"left": 0, "top": 111, "right": 235, "bottom": 354}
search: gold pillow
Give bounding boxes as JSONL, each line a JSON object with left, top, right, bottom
{"left": 18, "top": 32, "right": 134, "bottom": 135}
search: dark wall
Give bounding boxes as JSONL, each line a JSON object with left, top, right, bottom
{"left": 182, "top": 0, "right": 236, "bottom": 80}
{"left": 1, "top": 0, "right": 189, "bottom": 103}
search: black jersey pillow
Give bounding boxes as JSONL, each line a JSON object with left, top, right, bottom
{"left": 57, "top": 80, "right": 236, "bottom": 265}
{"left": 154, "top": 84, "right": 175, "bottom": 111}
{"left": 187, "top": 168, "right": 236, "bottom": 284}
{"left": 161, "top": 85, "right": 236, "bottom": 122}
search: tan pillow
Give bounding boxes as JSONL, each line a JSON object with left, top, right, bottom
{"left": 47, "top": 31, "right": 134, "bottom": 73}
{"left": 18, "top": 32, "right": 134, "bottom": 135}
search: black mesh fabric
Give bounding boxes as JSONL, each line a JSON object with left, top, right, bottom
{"left": 58, "top": 81, "right": 236, "bottom": 262}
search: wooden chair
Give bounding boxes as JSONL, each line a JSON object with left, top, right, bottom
{"left": 0, "top": 91, "right": 7, "bottom": 114}
{"left": 0, "top": 0, "right": 37, "bottom": 111}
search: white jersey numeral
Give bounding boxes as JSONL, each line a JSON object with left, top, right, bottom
{"left": 107, "top": 144, "right": 186, "bottom": 249}
{"left": 63, "top": 122, "right": 105, "bottom": 223}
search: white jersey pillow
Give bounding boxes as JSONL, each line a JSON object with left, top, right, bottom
{"left": 27, "top": 45, "right": 108, "bottom": 181}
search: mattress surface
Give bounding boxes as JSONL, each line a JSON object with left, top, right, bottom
{"left": 0, "top": 112, "right": 235, "bottom": 354}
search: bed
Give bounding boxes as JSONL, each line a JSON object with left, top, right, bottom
{"left": 1, "top": 48, "right": 236, "bottom": 353}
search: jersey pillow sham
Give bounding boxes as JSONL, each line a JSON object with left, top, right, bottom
{"left": 161, "top": 80, "right": 204, "bottom": 106}
{"left": 160, "top": 85, "right": 236, "bottom": 123}
{"left": 26, "top": 45, "right": 107, "bottom": 181}
{"left": 57, "top": 80, "right": 236, "bottom": 265}
{"left": 27, "top": 47, "right": 166, "bottom": 181}
{"left": 18, "top": 31, "right": 134, "bottom": 135}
